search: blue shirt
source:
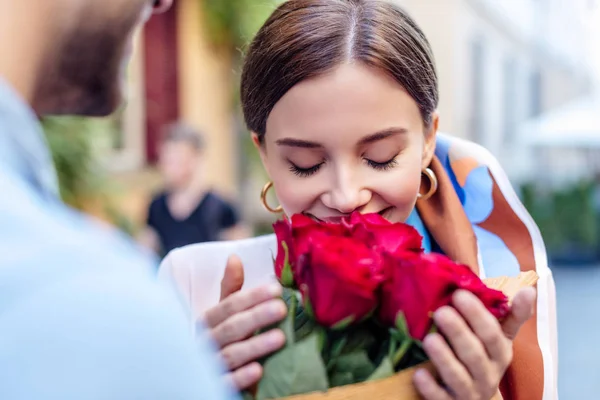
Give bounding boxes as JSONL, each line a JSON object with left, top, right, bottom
{"left": 405, "top": 209, "right": 432, "bottom": 253}
{"left": 0, "top": 79, "right": 237, "bottom": 400}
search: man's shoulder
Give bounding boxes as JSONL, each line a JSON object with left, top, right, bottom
{"left": 0, "top": 168, "right": 158, "bottom": 305}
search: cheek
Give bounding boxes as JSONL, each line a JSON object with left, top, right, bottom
{"left": 374, "top": 162, "right": 423, "bottom": 223}
{"left": 271, "top": 172, "right": 317, "bottom": 216}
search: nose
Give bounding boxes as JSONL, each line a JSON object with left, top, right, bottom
{"left": 321, "top": 171, "right": 371, "bottom": 214}
{"left": 153, "top": 0, "right": 173, "bottom": 14}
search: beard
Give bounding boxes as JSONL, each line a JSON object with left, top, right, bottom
{"left": 34, "top": 8, "right": 142, "bottom": 117}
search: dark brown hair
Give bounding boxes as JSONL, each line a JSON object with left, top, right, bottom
{"left": 241, "top": 0, "right": 438, "bottom": 143}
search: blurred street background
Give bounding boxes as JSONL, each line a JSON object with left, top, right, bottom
{"left": 42, "top": 0, "right": 600, "bottom": 398}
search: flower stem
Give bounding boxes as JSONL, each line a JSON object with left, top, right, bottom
{"left": 392, "top": 339, "right": 413, "bottom": 367}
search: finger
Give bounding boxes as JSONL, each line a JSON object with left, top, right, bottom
{"left": 423, "top": 332, "right": 474, "bottom": 399}
{"left": 502, "top": 287, "right": 537, "bottom": 340}
{"left": 221, "top": 329, "right": 286, "bottom": 370}
{"left": 433, "top": 306, "right": 493, "bottom": 385}
{"left": 225, "top": 362, "right": 263, "bottom": 390}
{"left": 452, "top": 290, "right": 511, "bottom": 363}
{"left": 413, "top": 367, "right": 453, "bottom": 400}
{"left": 211, "top": 298, "right": 287, "bottom": 348}
{"left": 204, "top": 282, "right": 283, "bottom": 328}
{"left": 220, "top": 254, "right": 245, "bottom": 301}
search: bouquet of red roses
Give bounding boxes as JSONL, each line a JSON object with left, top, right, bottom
{"left": 244, "top": 212, "right": 523, "bottom": 400}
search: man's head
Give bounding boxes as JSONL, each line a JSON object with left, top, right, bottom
{"left": 31, "top": 0, "right": 172, "bottom": 116}
{"left": 158, "top": 122, "right": 205, "bottom": 190}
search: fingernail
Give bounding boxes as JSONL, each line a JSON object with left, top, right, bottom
{"left": 433, "top": 307, "right": 449, "bottom": 321}
{"left": 269, "top": 300, "right": 286, "bottom": 317}
{"left": 267, "top": 329, "right": 285, "bottom": 347}
{"left": 413, "top": 369, "right": 426, "bottom": 382}
{"left": 268, "top": 283, "right": 283, "bottom": 296}
{"left": 454, "top": 289, "right": 472, "bottom": 305}
{"left": 245, "top": 363, "right": 262, "bottom": 381}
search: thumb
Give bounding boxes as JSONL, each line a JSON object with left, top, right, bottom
{"left": 220, "top": 254, "right": 245, "bottom": 301}
{"left": 502, "top": 286, "right": 537, "bottom": 340}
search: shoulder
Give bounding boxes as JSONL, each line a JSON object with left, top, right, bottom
{"left": 0, "top": 168, "right": 159, "bottom": 306}
{"left": 204, "top": 190, "right": 235, "bottom": 209}
{"left": 0, "top": 173, "right": 236, "bottom": 398}
{"left": 436, "top": 133, "right": 549, "bottom": 279}
{"left": 149, "top": 191, "right": 168, "bottom": 209}
{"left": 158, "top": 235, "right": 277, "bottom": 317}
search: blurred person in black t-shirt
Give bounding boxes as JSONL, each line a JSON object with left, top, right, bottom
{"left": 139, "top": 122, "right": 249, "bottom": 256}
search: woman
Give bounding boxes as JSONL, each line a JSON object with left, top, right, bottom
{"left": 159, "top": 1, "right": 558, "bottom": 399}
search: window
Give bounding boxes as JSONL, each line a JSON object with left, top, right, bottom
{"left": 529, "top": 68, "right": 543, "bottom": 117}
{"left": 470, "top": 37, "right": 486, "bottom": 144}
{"left": 502, "top": 56, "right": 517, "bottom": 142}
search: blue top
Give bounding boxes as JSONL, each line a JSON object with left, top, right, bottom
{"left": 405, "top": 209, "right": 432, "bottom": 253}
{"left": 0, "top": 79, "right": 238, "bottom": 400}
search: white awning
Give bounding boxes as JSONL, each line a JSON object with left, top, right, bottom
{"left": 520, "top": 95, "right": 600, "bottom": 148}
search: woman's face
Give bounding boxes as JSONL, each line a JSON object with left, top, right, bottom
{"left": 255, "top": 63, "right": 438, "bottom": 223}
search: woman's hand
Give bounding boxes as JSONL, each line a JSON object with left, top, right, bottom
{"left": 414, "top": 287, "right": 537, "bottom": 400}
{"left": 202, "top": 255, "right": 287, "bottom": 390}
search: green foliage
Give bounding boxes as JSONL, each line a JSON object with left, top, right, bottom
{"left": 521, "top": 180, "right": 599, "bottom": 250}
{"left": 43, "top": 115, "right": 136, "bottom": 235}
{"left": 201, "top": 0, "right": 281, "bottom": 57}
{"left": 252, "top": 289, "right": 329, "bottom": 399}
{"left": 201, "top": 0, "right": 283, "bottom": 172}
{"left": 43, "top": 116, "right": 109, "bottom": 208}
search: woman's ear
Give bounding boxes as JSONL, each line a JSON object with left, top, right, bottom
{"left": 252, "top": 132, "right": 271, "bottom": 177}
{"left": 422, "top": 112, "right": 439, "bottom": 169}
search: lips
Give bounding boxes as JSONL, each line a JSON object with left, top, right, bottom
{"left": 305, "top": 207, "right": 393, "bottom": 224}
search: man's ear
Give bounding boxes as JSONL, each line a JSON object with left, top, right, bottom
{"left": 422, "top": 112, "right": 439, "bottom": 169}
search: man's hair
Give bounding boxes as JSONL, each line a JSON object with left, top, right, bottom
{"left": 161, "top": 121, "right": 205, "bottom": 150}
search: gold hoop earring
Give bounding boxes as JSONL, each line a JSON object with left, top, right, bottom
{"left": 417, "top": 168, "right": 438, "bottom": 201}
{"left": 260, "top": 181, "right": 283, "bottom": 214}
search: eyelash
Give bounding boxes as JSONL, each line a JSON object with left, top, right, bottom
{"left": 289, "top": 157, "right": 399, "bottom": 177}
{"left": 289, "top": 162, "right": 323, "bottom": 178}
{"left": 367, "top": 157, "right": 399, "bottom": 171}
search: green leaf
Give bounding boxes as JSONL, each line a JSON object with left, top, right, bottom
{"left": 395, "top": 312, "right": 410, "bottom": 340}
{"left": 329, "top": 371, "right": 354, "bottom": 387}
{"left": 294, "top": 303, "right": 317, "bottom": 343}
{"left": 330, "top": 337, "right": 349, "bottom": 362}
{"left": 303, "top": 295, "right": 315, "bottom": 320}
{"left": 241, "top": 391, "right": 255, "bottom": 400}
{"left": 281, "top": 289, "right": 297, "bottom": 342}
{"left": 256, "top": 330, "right": 329, "bottom": 399}
{"left": 340, "top": 326, "right": 377, "bottom": 354}
{"left": 392, "top": 337, "right": 413, "bottom": 367}
{"left": 279, "top": 241, "right": 295, "bottom": 287}
{"left": 331, "top": 315, "right": 355, "bottom": 331}
{"left": 329, "top": 351, "right": 376, "bottom": 386}
{"left": 367, "top": 357, "right": 395, "bottom": 381}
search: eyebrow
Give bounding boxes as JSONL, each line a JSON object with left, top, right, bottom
{"left": 275, "top": 127, "right": 408, "bottom": 148}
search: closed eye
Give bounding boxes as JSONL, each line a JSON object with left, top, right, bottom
{"left": 366, "top": 157, "right": 398, "bottom": 171}
{"left": 289, "top": 162, "right": 323, "bottom": 177}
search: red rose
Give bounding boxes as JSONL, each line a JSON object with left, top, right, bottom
{"left": 296, "top": 235, "right": 385, "bottom": 328}
{"left": 344, "top": 212, "right": 423, "bottom": 255}
{"left": 379, "top": 252, "right": 509, "bottom": 340}
{"left": 273, "top": 214, "right": 348, "bottom": 287}
{"left": 423, "top": 253, "right": 510, "bottom": 319}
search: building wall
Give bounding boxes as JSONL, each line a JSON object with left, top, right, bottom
{"left": 95, "top": 0, "right": 239, "bottom": 230}
{"left": 176, "top": 0, "right": 238, "bottom": 197}
{"left": 396, "top": 0, "right": 595, "bottom": 184}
